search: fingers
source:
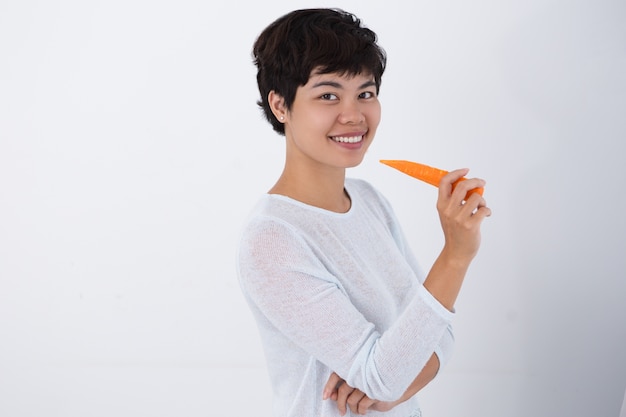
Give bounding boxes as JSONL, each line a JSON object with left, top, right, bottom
{"left": 453, "top": 179, "right": 486, "bottom": 206}
{"left": 356, "top": 395, "right": 378, "bottom": 415}
{"left": 334, "top": 382, "right": 374, "bottom": 416}
{"left": 323, "top": 372, "right": 379, "bottom": 415}
{"left": 438, "top": 170, "right": 488, "bottom": 212}
{"left": 341, "top": 386, "right": 376, "bottom": 416}
{"left": 465, "top": 192, "right": 492, "bottom": 219}
{"left": 322, "top": 372, "right": 342, "bottom": 400}
{"left": 335, "top": 381, "right": 355, "bottom": 415}
{"left": 439, "top": 169, "right": 486, "bottom": 205}
{"left": 438, "top": 168, "right": 469, "bottom": 198}
{"left": 346, "top": 389, "right": 367, "bottom": 415}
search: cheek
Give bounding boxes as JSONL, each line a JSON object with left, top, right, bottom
{"left": 298, "top": 108, "right": 336, "bottom": 132}
{"left": 367, "top": 105, "right": 382, "bottom": 129}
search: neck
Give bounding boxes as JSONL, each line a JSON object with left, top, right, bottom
{"left": 269, "top": 163, "right": 350, "bottom": 213}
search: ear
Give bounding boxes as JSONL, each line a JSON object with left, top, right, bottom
{"left": 268, "top": 90, "right": 287, "bottom": 122}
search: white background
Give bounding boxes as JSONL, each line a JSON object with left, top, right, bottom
{"left": 1, "top": 1, "right": 625, "bottom": 416}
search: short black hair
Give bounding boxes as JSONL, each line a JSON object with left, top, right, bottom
{"left": 253, "top": 8, "right": 387, "bottom": 134}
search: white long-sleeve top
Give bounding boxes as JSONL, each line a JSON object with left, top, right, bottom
{"left": 237, "top": 178, "right": 455, "bottom": 417}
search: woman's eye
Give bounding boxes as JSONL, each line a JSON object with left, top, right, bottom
{"left": 320, "top": 93, "right": 338, "bottom": 100}
{"left": 360, "top": 91, "right": 376, "bottom": 99}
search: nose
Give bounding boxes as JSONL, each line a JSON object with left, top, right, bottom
{"left": 338, "top": 99, "right": 365, "bottom": 124}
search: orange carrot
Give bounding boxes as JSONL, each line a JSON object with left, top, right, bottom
{"left": 380, "top": 159, "right": 484, "bottom": 200}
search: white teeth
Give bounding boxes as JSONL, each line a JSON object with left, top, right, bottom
{"left": 332, "top": 136, "right": 363, "bottom": 143}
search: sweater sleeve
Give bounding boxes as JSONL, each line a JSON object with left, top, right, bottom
{"left": 238, "top": 216, "right": 454, "bottom": 402}
{"left": 434, "top": 324, "right": 455, "bottom": 371}
{"left": 396, "top": 229, "right": 456, "bottom": 372}
{"left": 372, "top": 183, "right": 456, "bottom": 372}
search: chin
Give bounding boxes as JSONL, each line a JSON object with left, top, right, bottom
{"left": 343, "top": 157, "right": 366, "bottom": 169}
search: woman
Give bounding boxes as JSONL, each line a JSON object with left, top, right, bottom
{"left": 237, "top": 8, "right": 491, "bottom": 416}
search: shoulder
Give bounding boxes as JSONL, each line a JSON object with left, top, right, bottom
{"left": 238, "top": 196, "right": 302, "bottom": 245}
{"left": 237, "top": 195, "right": 323, "bottom": 264}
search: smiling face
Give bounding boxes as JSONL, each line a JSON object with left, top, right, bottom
{"left": 253, "top": 9, "right": 386, "bottom": 135}
{"left": 271, "top": 70, "right": 381, "bottom": 172}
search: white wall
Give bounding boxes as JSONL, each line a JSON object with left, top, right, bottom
{"left": 1, "top": 1, "right": 624, "bottom": 416}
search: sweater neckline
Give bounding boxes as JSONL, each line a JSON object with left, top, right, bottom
{"left": 265, "top": 183, "right": 356, "bottom": 217}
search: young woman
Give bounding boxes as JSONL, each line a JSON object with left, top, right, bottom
{"left": 237, "top": 8, "right": 491, "bottom": 416}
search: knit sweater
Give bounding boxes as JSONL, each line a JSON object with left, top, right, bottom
{"left": 237, "top": 178, "right": 455, "bottom": 417}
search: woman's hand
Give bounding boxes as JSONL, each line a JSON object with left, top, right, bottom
{"left": 323, "top": 372, "right": 388, "bottom": 415}
{"left": 437, "top": 168, "right": 491, "bottom": 264}
{"left": 323, "top": 372, "right": 372, "bottom": 415}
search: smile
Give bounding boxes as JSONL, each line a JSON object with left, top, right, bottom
{"left": 331, "top": 135, "right": 363, "bottom": 143}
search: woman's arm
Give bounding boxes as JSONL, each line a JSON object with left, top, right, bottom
{"left": 324, "top": 353, "right": 440, "bottom": 415}
{"left": 423, "top": 169, "right": 490, "bottom": 311}
{"left": 379, "top": 352, "right": 440, "bottom": 410}
{"left": 239, "top": 217, "right": 454, "bottom": 402}
{"left": 322, "top": 170, "right": 490, "bottom": 414}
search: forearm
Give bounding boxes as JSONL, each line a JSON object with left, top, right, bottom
{"left": 389, "top": 353, "right": 440, "bottom": 407}
{"left": 423, "top": 247, "right": 471, "bottom": 311}
{"left": 325, "top": 353, "right": 441, "bottom": 414}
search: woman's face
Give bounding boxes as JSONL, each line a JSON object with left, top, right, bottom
{"left": 281, "top": 70, "right": 381, "bottom": 170}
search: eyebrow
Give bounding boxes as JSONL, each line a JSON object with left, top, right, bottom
{"left": 311, "top": 80, "right": 377, "bottom": 89}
